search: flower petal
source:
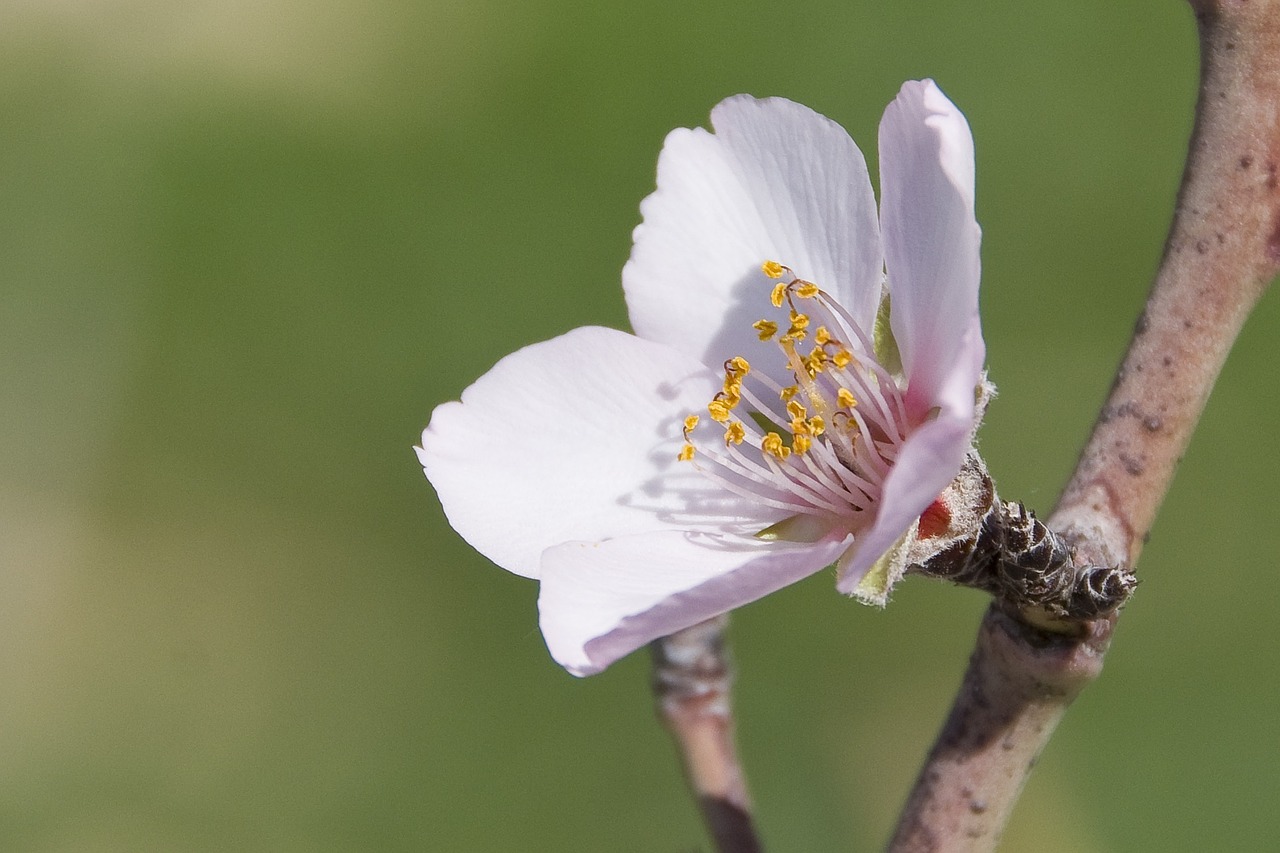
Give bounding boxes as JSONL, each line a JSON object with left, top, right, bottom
{"left": 624, "top": 95, "right": 882, "bottom": 381}
{"left": 417, "top": 326, "right": 785, "bottom": 579}
{"left": 834, "top": 412, "right": 972, "bottom": 595}
{"left": 878, "top": 80, "right": 984, "bottom": 418}
{"left": 539, "top": 529, "right": 852, "bottom": 676}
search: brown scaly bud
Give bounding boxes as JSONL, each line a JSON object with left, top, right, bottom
{"left": 910, "top": 454, "right": 1137, "bottom": 621}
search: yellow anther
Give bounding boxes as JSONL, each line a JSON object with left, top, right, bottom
{"left": 787, "top": 314, "right": 810, "bottom": 341}
{"left": 794, "top": 281, "right": 820, "bottom": 299}
{"left": 708, "top": 399, "right": 733, "bottom": 423}
{"left": 678, "top": 444, "right": 696, "bottom": 462}
{"left": 780, "top": 385, "right": 799, "bottom": 402}
{"left": 792, "top": 434, "right": 812, "bottom": 455}
{"left": 832, "top": 349, "right": 853, "bottom": 369}
{"left": 725, "top": 356, "right": 750, "bottom": 377}
{"left": 725, "top": 422, "right": 746, "bottom": 445}
{"left": 762, "top": 260, "right": 786, "bottom": 279}
{"left": 752, "top": 319, "right": 778, "bottom": 341}
{"left": 770, "top": 282, "right": 787, "bottom": 308}
{"left": 683, "top": 415, "right": 700, "bottom": 434}
{"left": 808, "top": 416, "right": 825, "bottom": 436}
{"left": 837, "top": 388, "right": 857, "bottom": 408}
{"left": 786, "top": 400, "right": 807, "bottom": 421}
{"left": 761, "top": 432, "right": 791, "bottom": 460}
{"left": 804, "top": 349, "right": 828, "bottom": 376}
{"left": 814, "top": 326, "right": 832, "bottom": 346}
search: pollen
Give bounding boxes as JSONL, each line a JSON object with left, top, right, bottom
{"left": 753, "top": 319, "right": 778, "bottom": 341}
{"left": 681, "top": 259, "right": 905, "bottom": 504}
{"left": 786, "top": 314, "right": 810, "bottom": 342}
{"left": 761, "top": 432, "right": 791, "bottom": 460}
{"left": 770, "top": 282, "right": 787, "bottom": 308}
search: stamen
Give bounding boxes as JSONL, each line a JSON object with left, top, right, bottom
{"left": 803, "top": 348, "right": 827, "bottom": 377}
{"left": 770, "top": 282, "right": 788, "bottom": 308}
{"left": 691, "top": 447, "right": 834, "bottom": 514}
{"left": 708, "top": 398, "right": 733, "bottom": 422}
{"left": 678, "top": 260, "right": 912, "bottom": 532}
{"left": 761, "top": 432, "right": 790, "bottom": 460}
{"left": 793, "top": 280, "right": 820, "bottom": 299}
{"left": 793, "top": 441, "right": 868, "bottom": 505}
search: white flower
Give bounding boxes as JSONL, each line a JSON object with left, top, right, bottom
{"left": 418, "top": 80, "right": 985, "bottom": 676}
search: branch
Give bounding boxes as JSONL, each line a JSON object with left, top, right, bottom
{"left": 651, "top": 615, "right": 763, "bottom": 853}
{"left": 887, "top": 605, "right": 1112, "bottom": 852}
{"left": 888, "top": 3, "right": 1280, "bottom": 850}
{"left": 1053, "top": 0, "right": 1280, "bottom": 566}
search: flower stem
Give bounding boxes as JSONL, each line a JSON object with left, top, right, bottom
{"left": 650, "top": 615, "right": 762, "bottom": 853}
{"left": 889, "top": 2, "right": 1280, "bottom": 849}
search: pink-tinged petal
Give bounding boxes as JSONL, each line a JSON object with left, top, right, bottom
{"left": 834, "top": 412, "right": 972, "bottom": 594}
{"left": 539, "top": 529, "right": 852, "bottom": 676}
{"left": 932, "top": 316, "right": 986, "bottom": 426}
{"left": 878, "top": 80, "right": 983, "bottom": 417}
{"left": 417, "top": 326, "right": 785, "bottom": 579}
{"left": 624, "top": 95, "right": 882, "bottom": 381}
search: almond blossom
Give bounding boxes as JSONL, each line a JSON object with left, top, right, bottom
{"left": 417, "top": 80, "right": 986, "bottom": 676}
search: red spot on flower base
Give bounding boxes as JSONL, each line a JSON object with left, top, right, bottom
{"left": 918, "top": 497, "right": 953, "bottom": 539}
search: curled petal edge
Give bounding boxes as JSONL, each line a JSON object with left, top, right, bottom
{"left": 539, "top": 529, "right": 853, "bottom": 676}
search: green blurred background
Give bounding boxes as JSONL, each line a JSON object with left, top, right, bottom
{"left": 1, "top": 0, "right": 1274, "bottom": 850}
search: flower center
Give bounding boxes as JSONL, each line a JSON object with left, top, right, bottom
{"left": 678, "top": 261, "right": 909, "bottom": 524}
